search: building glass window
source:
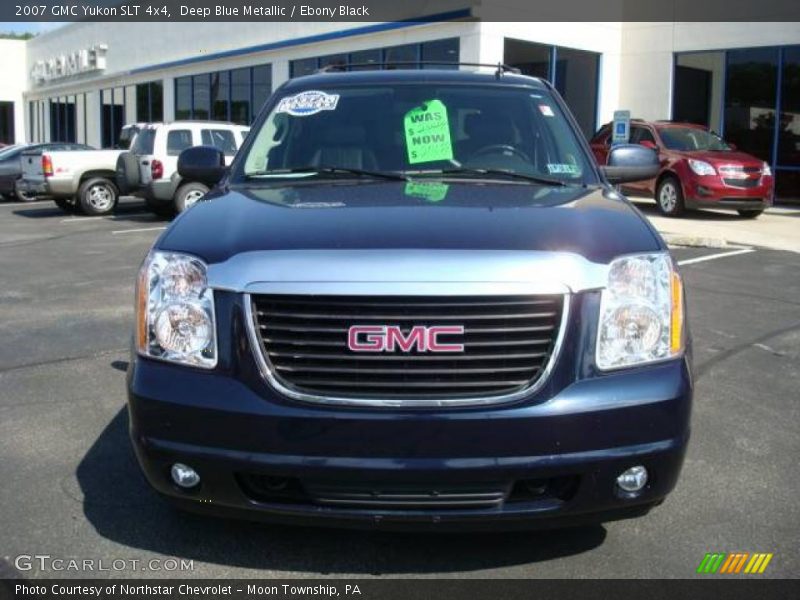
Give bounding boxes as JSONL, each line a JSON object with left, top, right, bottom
{"left": 674, "top": 45, "right": 800, "bottom": 202}
{"left": 724, "top": 47, "right": 779, "bottom": 164}
{"left": 192, "top": 73, "right": 210, "bottom": 120}
{"left": 175, "top": 77, "right": 192, "bottom": 120}
{"left": 674, "top": 51, "right": 725, "bottom": 132}
{"left": 778, "top": 46, "right": 800, "bottom": 167}
{"left": 349, "top": 48, "right": 382, "bottom": 70}
{"left": 554, "top": 47, "right": 600, "bottom": 139}
{"left": 175, "top": 65, "right": 270, "bottom": 124}
{"left": 290, "top": 57, "right": 318, "bottom": 78}
{"left": 252, "top": 65, "right": 272, "bottom": 118}
{"left": 50, "top": 97, "right": 77, "bottom": 143}
{"left": 319, "top": 53, "right": 348, "bottom": 71}
{"left": 504, "top": 39, "right": 600, "bottom": 138}
{"left": 0, "top": 101, "right": 14, "bottom": 144}
{"left": 289, "top": 39, "right": 461, "bottom": 75}
{"left": 136, "top": 81, "right": 164, "bottom": 122}
{"left": 504, "top": 39, "right": 550, "bottom": 80}
{"left": 231, "top": 67, "right": 251, "bottom": 125}
{"left": 385, "top": 44, "right": 418, "bottom": 69}
{"left": 212, "top": 71, "right": 230, "bottom": 121}
{"left": 421, "top": 38, "right": 459, "bottom": 68}
{"left": 101, "top": 88, "right": 125, "bottom": 148}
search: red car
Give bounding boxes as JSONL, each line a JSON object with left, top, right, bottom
{"left": 590, "top": 120, "right": 774, "bottom": 218}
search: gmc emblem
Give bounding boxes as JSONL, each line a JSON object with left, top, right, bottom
{"left": 347, "top": 325, "right": 465, "bottom": 353}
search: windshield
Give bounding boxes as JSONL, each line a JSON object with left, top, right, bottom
{"left": 238, "top": 83, "right": 595, "bottom": 184}
{"left": 0, "top": 145, "right": 21, "bottom": 160}
{"left": 659, "top": 126, "right": 731, "bottom": 152}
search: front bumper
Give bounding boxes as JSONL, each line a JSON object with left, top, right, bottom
{"left": 128, "top": 292, "right": 692, "bottom": 531}
{"left": 683, "top": 174, "right": 773, "bottom": 210}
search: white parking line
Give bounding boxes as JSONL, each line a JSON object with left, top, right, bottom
{"left": 61, "top": 212, "right": 153, "bottom": 223}
{"left": 677, "top": 247, "right": 755, "bottom": 266}
{"left": 0, "top": 200, "right": 53, "bottom": 208}
{"left": 111, "top": 226, "right": 167, "bottom": 235}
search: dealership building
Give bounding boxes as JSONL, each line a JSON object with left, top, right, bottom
{"left": 0, "top": 16, "right": 798, "bottom": 199}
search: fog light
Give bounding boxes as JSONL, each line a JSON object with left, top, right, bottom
{"left": 616, "top": 465, "right": 648, "bottom": 493}
{"left": 171, "top": 463, "right": 200, "bottom": 489}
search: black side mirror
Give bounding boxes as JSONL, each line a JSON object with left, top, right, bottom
{"left": 178, "top": 146, "right": 227, "bottom": 186}
{"left": 601, "top": 144, "right": 660, "bottom": 184}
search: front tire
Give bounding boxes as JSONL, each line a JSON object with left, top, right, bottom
{"left": 737, "top": 209, "right": 763, "bottom": 219}
{"left": 78, "top": 177, "right": 118, "bottom": 216}
{"left": 656, "top": 176, "right": 685, "bottom": 217}
{"left": 174, "top": 182, "right": 209, "bottom": 213}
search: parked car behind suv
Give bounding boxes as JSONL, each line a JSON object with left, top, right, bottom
{"left": 128, "top": 67, "right": 691, "bottom": 531}
{"left": 3, "top": 143, "right": 94, "bottom": 202}
{"left": 17, "top": 144, "right": 127, "bottom": 214}
{"left": 590, "top": 120, "right": 774, "bottom": 218}
{"left": 117, "top": 121, "right": 249, "bottom": 215}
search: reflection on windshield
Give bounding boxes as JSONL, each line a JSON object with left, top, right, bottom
{"left": 659, "top": 127, "right": 731, "bottom": 152}
{"left": 240, "top": 84, "right": 595, "bottom": 185}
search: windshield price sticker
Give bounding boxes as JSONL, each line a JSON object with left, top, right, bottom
{"left": 547, "top": 163, "right": 581, "bottom": 175}
{"left": 404, "top": 100, "right": 454, "bottom": 164}
{"left": 276, "top": 91, "right": 340, "bottom": 117}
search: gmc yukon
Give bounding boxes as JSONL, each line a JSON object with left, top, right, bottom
{"left": 127, "top": 67, "right": 692, "bottom": 530}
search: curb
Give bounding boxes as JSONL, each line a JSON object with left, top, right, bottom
{"left": 661, "top": 233, "right": 730, "bottom": 249}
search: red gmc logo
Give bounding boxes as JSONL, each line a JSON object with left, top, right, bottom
{"left": 347, "top": 325, "right": 465, "bottom": 353}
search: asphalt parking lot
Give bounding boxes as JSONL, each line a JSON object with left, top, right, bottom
{"left": 0, "top": 197, "right": 798, "bottom": 579}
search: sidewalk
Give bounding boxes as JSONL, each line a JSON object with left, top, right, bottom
{"left": 630, "top": 197, "right": 800, "bottom": 253}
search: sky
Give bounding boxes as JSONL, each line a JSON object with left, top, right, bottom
{"left": 0, "top": 22, "right": 66, "bottom": 35}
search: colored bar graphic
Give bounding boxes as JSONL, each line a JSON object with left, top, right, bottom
{"left": 698, "top": 552, "right": 774, "bottom": 574}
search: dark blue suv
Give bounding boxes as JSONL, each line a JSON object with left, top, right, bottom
{"left": 127, "top": 67, "right": 692, "bottom": 530}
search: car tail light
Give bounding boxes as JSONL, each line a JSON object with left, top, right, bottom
{"left": 151, "top": 159, "right": 164, "bottom": 180}
{"left": 42, "top": 154, "right": 53, "bottom": 178}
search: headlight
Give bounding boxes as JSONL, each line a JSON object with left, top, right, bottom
{"left": 136, "top": 251, "right": 217, "bottom": 368}
{"left": 762, "top": 162, "right": 772, "bottom": 176}
{"left": 688, "top": 159, "right": 716, "bottom": 176}
{"left": 596, "top": 253, "right": 684, "bottom": 370}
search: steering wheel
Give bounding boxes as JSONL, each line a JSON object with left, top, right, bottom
{"left": 469, "top": 144, "right": 531, "bottom": 163}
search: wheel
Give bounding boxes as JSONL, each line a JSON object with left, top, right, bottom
{"left": 78, "top": 177, "right": 118, "bottom": 216}
{"left": 737, "top": 209, "right": 763, "bottom": 219}
{"left": 656, "top": 176, "right": 685, "bottom": 217}
{"left": 13, "top": 185, "right": 36, "bottom": 203}
{"left": 115, "top": 152, "right": 140, "bottom": 195}
{"left": 174, "top": 182, "right": 209, "bottom": 213}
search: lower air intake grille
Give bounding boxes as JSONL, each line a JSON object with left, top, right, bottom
{"left": 249, "top": 293, "right": 564, "bottom": 402}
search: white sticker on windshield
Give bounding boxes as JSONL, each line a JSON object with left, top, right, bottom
{"left": 547, "top": 163, "right": 581, "bottom": 175}
{"left": 539, "top": 104, "right": 554, "bottom": 117}
{"left": 276, "top": 90, "right": 340, "bottom": 116}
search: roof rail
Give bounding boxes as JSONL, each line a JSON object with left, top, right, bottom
{"left": 315, "top": 61, "right": 522, "bottom": 77}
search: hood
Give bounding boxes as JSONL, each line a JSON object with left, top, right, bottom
{"left": 671, "top": 149, "right": 766, "bottom": 168}
{"left": 158, "top": 181, "right": 662, "bottom": 265}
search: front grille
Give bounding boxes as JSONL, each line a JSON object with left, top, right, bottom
{"left": 250, "top": 294, "right": 564, "bottom": 402}
{"left": 237, "top": 473, "right": 580, "bottom": 510}
{"left": 723, "top": 177, "right": 760, "bottom": 188}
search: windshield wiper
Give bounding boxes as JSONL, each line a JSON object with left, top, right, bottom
{"left": 413, "top": 167, "right": 568, "bottom": 186}
{"left": 247, "top": 166, "right": 409, "bottom": 182}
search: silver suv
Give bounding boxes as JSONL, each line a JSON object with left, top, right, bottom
{"left": 117, "top": 121, "right": 249, "bottom": 214}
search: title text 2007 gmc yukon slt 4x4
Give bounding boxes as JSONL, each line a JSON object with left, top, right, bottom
{"left": 127, "top": 67, "right": 692, "bottom": 531}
